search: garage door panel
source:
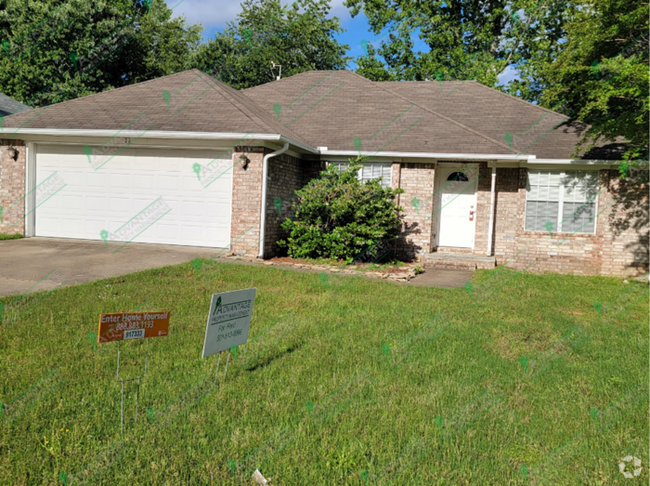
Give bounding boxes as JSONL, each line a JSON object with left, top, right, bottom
{"left": 159, "top": 175, "right": 179, "bottom": 191}
{"left": 62, "top": 194, "right": 84, "bottom": 210}
{"left": 35, "top": 144, "right": 231, "bottom": 248}
{"left": 109, "top": 173, "right": 133, "bottom": 188}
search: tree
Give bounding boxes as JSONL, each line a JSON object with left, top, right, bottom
{"left": 278, "top": 159, "right": 404, "bottom": 262}
{"left": 192, "top": 0, "right": 351, "bottom": 89}
{"left": 355, "top": 41, "right": 393, "bottom": 81}
{"left": 540, "top": 0, "right": 649, "bottom": 168}
{"left": 345, "top": 0, "right": 574, "bottom": 101}
{"left": 0, "top": 0, "right": 202, "bottom": 107}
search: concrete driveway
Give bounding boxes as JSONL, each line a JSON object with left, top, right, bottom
{"left": 0, "top": 237, "right": 220, "bottom": 297}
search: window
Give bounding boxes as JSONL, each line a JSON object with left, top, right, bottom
{"left": 447, "top": 172, "right": 469, "bottom": 181}
{"left": 330, "top": 162, "right": 392, "bottom": 189}
{"left": 525, "top": 170, "right": 599, "bottom": 233}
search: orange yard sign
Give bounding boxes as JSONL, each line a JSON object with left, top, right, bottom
{"left": 97, "top": 311, "right": 171, "bottom": 343}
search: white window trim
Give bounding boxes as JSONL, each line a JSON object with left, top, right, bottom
{"left": 524, "top": 169, "right": 601, "bottom": 235}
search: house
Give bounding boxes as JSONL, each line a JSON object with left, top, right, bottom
{"left": 0, "top": 69, "right": 646, "bottom": 276}
{"left": 0, "top": 92, "right": 32, "bottom": 117}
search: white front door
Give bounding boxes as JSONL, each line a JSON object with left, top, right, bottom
{"left": 436, "top": 165, "right": 478, "bottom": 248}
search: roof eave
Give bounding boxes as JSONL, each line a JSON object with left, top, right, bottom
{"left": 2, "top": 128, "right": 319, "bottom": 153}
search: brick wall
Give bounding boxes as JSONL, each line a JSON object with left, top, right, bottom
{"left": 491, "top": 168, "right": 648, "bottom": 277}
{"left": 0, "top": 139, "right": 26, "bottom": 235}
{"left": 263, "top": 153, "right": 323, "bottom": 257}
{"left": 230, "top": 147, "right": 320, "bottom": 259}
{"left": 395, "top": 162, "right": 435, "bottom": 260}
{"left": 601, "top": 169, "right": 649, "bottom": 276}
{"left": 230, "top": 147, "right": 264, "bottom": 256}
{"left": 472, "top": 162, "right": 492, "bottom": 256}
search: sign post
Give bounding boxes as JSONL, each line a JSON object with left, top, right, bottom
{"left": 202, "top": 289, "right": 255, "bottom": 384}
{"left": 97, "top": 310, "right": 170, "bottom": 434}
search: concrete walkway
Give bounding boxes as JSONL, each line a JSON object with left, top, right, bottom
{"left": 404, "top": 268, "right": 474, "bottom": 288}
{"left": 0, "top": 237, "right": 218, "bottom": 297}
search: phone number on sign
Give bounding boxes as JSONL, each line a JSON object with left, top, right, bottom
{"left": 115, "top": 321, "right": 155, "bottom": 331}
{"left": 216, "top": 329, "right": 242, "bottom": 342}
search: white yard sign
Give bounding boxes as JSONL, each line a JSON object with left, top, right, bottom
{"left": 201, "top": 288, "right": 256, "bottom": 359}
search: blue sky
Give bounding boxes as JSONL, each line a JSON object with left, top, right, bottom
{"left": 171, "top": 0, "right": 519, "bottom": 85}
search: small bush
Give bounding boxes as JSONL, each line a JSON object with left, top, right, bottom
{"left": 0, "top": 233, "right": 24, "bottom": 240}
{"left": 278, "top": 158, "right": 404, "bottom": 262}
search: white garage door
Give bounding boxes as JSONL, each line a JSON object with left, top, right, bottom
{"left": 34, "top": 144, "right": 232, "bottom": 248}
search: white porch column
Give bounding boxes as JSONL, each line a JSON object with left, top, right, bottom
{"left": 486, "top": 164, "right": 497, "bottom": 256}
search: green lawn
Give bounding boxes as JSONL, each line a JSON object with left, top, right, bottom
{"left": 0, "top": 261, "right": 648, "bottom": 485}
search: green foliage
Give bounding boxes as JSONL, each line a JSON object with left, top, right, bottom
{"left": 345, "top": 0, "right": 573, "bottom": 97}
{"left": 191, "top": 0, "right": 351, "bottom": 89}
{"left": 278, "top": 158, "right": 404, "bottom": 262}
{"left": 540, "top": 0, "right": 649, "bottom": 170}
{"left": 0, "top": 0, "right": 202, "bottom": 107}
{"left": 0, "top": 233, "right": 24, "bottom": 240}
{"left": 355, "top": 42, "right": 393, "bottom": 81}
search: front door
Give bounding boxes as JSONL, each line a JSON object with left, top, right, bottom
{"left": 436, "top": 165, "right": 478, "bottom": 248}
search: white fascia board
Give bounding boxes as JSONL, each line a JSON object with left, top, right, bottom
{"left": 3, "top": 129, "right": 281, "bottom": 140}
{"left": 320, "top": 150, "right": 523, "bottom": 160}
{"left": 523, "top": 158, "right": 620, "bottom": 169}
{"left": 7, "top": 129, "right": 319, "bottom": 154}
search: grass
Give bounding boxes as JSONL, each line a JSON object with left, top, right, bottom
{"left": 0, "top": 261, "right": 648, "bottom": 485}
{"left": 0, "top": 233, "right": 24, "bottom": 240}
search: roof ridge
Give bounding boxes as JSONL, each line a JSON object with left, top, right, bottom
{"left": 373, "top": 77, "right": 513, "bottom": 152}
{"left": 243, "top": 69, "right": 340, "bottom": 92}
{"left": 198, "top": 72, "right": 276, "bottom": 135}
{"left": 200, "top": 71, "right": 311, "bottom": 145}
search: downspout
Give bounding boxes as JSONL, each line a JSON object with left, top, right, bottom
{"left": 258, "top": 142, "right": 290, "bottom": 259}
{"left": 486, "top": 164, "right": 497, "bottom": 257}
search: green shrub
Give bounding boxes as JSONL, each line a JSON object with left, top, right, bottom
{"left": 0, "top": 233, "right": 24, "bottom": 240}
{"left": 278, "top": 158, "right": 404, "bottom": 262}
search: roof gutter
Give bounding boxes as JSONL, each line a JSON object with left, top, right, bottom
{"left": 259, "top": 142, "right": 290, "bottom": 259}
{"left": 320, "top": 150, "right": 529, "bottom": 160}
{"left": 3, "top": 128, "right": 318, "bottom": 153}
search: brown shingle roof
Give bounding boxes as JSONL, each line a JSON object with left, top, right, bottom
{"left": 3, "top": 68, "right": 626, "bottom": 160}
{"left": 244, "top": 70, "right": 511, "bottom": 155}
{"left": 245, "top": 71, "right": 626, "bottom": 159}
{"left": 380, "top": 80, "right": 625, "bottom": 159}
{"left": 2, "top": 69, "right": 311, "bottom": 146}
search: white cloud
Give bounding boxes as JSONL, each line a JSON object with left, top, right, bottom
{"left": 171, "top": 0, "right": 352, "bottom": 29}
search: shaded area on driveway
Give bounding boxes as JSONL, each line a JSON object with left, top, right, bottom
{"left": 0, "top": 237, "right": 220, "bottom": 296}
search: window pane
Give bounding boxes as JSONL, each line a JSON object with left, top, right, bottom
{"left": 562, "top": 171, "right": 599, "bottom": 203}
{"left": 561, "top": 202, "right": 596, "bottom": 233}
{"left": 525, "top": 201, "right": 559, "bottom": 231}
{"left": 526, "top": 170, "right": 561, "bottom": 201}
{"left": 361, "top": 163, "right": 391, "bottom": 188}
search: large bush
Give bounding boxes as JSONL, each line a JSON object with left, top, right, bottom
{"left": 278, "top": 158, "right": 404, "bottom": 262}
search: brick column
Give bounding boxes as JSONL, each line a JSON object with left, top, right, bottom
{"left": 0, "top": 139, "right": 26, "bottom": 235}
{"left": 230, "top": 146, "right": 265, "bottom": 257}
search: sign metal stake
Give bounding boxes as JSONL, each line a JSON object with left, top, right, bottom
{"left": 116, "top": 339, "right": 150, "bottom": 434}
{"left": 213, "top": 350, "right": 231, "bottom": 386}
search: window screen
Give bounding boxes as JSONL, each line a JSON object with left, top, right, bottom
{"left": 330, "top": 162, "right": 392, "bottom": 188}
